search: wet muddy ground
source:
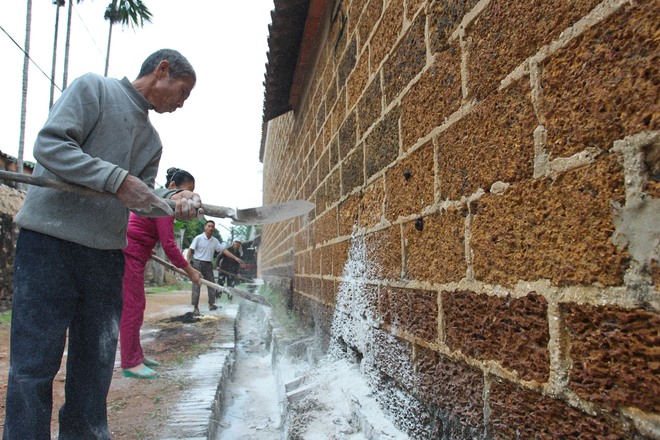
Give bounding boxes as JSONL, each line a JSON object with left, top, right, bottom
{"left": 0, "top": 285, "right": 407, "bottom": 439}
{"left": 0, "top": 289, "right": 234, "bottom": 439}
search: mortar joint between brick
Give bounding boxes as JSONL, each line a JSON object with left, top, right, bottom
{"left": 449, "top": 0, "right": 492, "bottom": 42}
{"left": 545, "top": 300, "right": 572, "bottom": 398}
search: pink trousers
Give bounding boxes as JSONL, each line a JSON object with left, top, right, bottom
{"left": 120, "top": 239, "right": 151, "bottom": 369}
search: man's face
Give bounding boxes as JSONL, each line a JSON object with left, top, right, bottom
{"left": 150, "top": 63, "right": 195, "bottom": 114}
{"left": 204, "top": 222, "right": 215, "bottom": 237}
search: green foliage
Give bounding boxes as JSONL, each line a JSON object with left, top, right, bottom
{"left": 228, "top": 224, "right": 262, "bottom": 242}
{"left": 0, "top": 311, "right": 11, "bottom": 325}
{"left": 258, "top": 284, "right": 303, "bottom": 337}
{"left": 104, "top": 0, "right": 152, "bottom": 28}
{"left": 174, "top": 217, "right": 222, "bottom": 249}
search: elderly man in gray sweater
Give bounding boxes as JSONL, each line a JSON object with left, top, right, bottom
{"left": 3, "top": 49, "right": 201, "bottom": 440}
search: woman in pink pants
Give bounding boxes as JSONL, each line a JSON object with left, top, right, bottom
{"left": 121, "top": 167, "right": 202, "bottom": 379}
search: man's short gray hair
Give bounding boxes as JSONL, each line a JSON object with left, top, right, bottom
{"left": 137, "top": 48, "right": 196, "bottom": 84}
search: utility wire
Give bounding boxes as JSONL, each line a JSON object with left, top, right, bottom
{"left": 0, "top": 23, "right": 62, "bottom": 93}
{"left": 72, "top": 2, "right": 109, "bottom": 72}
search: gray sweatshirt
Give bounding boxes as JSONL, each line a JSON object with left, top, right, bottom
{"left": 16, "top": 73, "right": 175, "bottom": 250}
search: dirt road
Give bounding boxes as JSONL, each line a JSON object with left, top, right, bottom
{"left": 0, "top": 290, "right": 229, "bottom": 439}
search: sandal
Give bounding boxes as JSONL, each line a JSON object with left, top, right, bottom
{"left": 123, "top": 366, "right": 159, "bottom": 379}
{"left": 143, "top": 358, "right": 161, "bottom": 367}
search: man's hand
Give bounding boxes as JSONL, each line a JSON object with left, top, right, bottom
{"left": 171, "top": 190, "right": 204, "bottom": 219}
{"left": 117, "top": 175, "right": 173, "bottom": 215}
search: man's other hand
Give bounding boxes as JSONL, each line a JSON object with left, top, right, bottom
{"left": 171, "top": 190, "right": 203, "bottom": 219}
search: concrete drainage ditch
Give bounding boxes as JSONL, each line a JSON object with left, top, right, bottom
{"left": 161, "top": 299, "right": 405, "bottom": 439}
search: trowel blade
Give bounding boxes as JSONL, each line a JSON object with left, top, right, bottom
{"left": 232, "top": 200, "right": 315, "bottom": 225}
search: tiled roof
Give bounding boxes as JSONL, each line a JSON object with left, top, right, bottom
{"left": 262, "top": 0, "right": 310, "bottom": 122}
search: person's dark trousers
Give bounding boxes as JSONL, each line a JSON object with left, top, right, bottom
{"left": 3, "top": 229, "right": 124, "bottom": 440}
{"left": 191, "top": 260, "right": 218, "bottom": 305}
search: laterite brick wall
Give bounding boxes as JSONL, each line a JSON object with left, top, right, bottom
{"left": 260, "top": 0, "right": 659, "bottom": 438}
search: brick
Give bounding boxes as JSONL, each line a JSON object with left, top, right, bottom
{"left": 365, "top": 226, "right": 402, "bottom": 280}
{"left": 385, "top": 140, "right": 435, "bottom": 221}
{"left": 401, "top": 43, "right": 462, "bottom": 150}
{"left": 318, "top": 147, "right": 330, "bottom": 177}
{"left": 489, "top": 378, "right": 629, "bottom": 439}
{"left": 316, "top": 98, "right": 326, "bottom": 135}
{"left": 341, "top": 144, "right": 364, "bottom": 196}
{"left": 338, "top": 193, "right": 361, "bottom": 236}
{"left": 429, "top": 0, "right": 480, "bottom": 53}
{"left": 315, "top": 301, "right": 334, "bottom": 352}
{"left": 326, "top": 71, "right": 338, "bottom": 115}
{"left": 642, "top": 139, "right": 660, "bottom": 198}
{"left": 320, "top": 278, "right": 336, "bottom": 304}
{"left": 332, "top": 240, "right": 350, "bottom": 277}
{"left": 360, "top": 177, "right": 385, "bottom": 229}
{"left": 369, "top": 375, "right": 436, "bottom": 439}
{"left": 310, "top": 247, "right": 321, "bottom": 276}
{"left": 435, "top": 79, "right": 535, "bottom": 199}
{"left": 313, "top": 209, "right": 337, "bottom": 245}
{"left": 471, "top": 154, "right": 628, "bottom": 287}
{"left": 365, "top": 106, "right": 401, "bottom": 180}
{"left": 357, "top": 76, "right": 382, "bottom": 137}
{"left": 406, "top": 0, "right": 424, "bottom": 20}
{"left": 543, "top": 0, "right": 660, "bottom": 158}
{"left": 466, "top": 0, "right": 602, "bottom": 100}
{"left": 443, "top": 291, "right": 550, "bottom": 382}
{"left": 339, "top": 38, "right": 357, "bottom": 88}
{"left": 385, "top": 287, "right": 438, "bottom": 342}
{"left": 314, "top": 180, "right": 327, "bottom": 212}
{"left": 405, "top": 207, "right": 466, "bottom": 284}
{"left": 326, "top": 168, "right": 341, "bottom": 205}
{"left": 356, "top": 0, "right": 383, "bottom": 50}
{"left": 383, "top": 12, "right": 427, "bottom": 105}
{"left": 415, "top": 346, "right": 484, "bottom": 430}
{"left": 562, "top": 303, "right": 660, "bottom": 413}
{"left": 370, "top": 0, "right": 405, "bottom": 69}
{"left": 329, "top": 137, "right": 340, "bottom": 169}
{"left": 339, "top": 111, "right": 357, "bottom": 159}
{"left": 346, "top": 282, "right": 380, "bottom": 322}
{"left": 310, "top": 277, "right": 322, "bottom": 301}
{"left": 368, "top": 328, "right": 415, "bottom": 390}
{"left": 347, "top": 50, "right": 370, "bottom": 111}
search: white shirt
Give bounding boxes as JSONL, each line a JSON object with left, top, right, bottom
{"left": 189, "top": 234, "right": 224, "bottom": 262}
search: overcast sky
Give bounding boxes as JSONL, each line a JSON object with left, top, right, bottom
{"left": 1, "top": 0, "right": 274, "bottom": 239}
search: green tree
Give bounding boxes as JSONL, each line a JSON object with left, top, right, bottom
{"left": 174, "top": 218, "right": 222, "bottom": 250}
{"left": 231, "top": 225, "right": 262, "bottom": 242}
{"left": 103, "top": 0, "right": 152, "bottom": 77}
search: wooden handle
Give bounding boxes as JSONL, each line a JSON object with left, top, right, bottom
{"left": 149, "top": 254, "right": 271, "bottom": 307}
{"left": 0, "top": 170, "right": 235, "bottom": 219}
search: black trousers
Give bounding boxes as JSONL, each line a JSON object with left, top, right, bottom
{"left": 3, "top": 229, "right": 124, "bottom": 440}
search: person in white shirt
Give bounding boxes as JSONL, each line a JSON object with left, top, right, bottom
{"left": 186, "top": 220, "right": 224, "bottom": 314}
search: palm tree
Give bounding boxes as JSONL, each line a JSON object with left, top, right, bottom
{"left": 17, "top": 0, "right": 33, "bottom": 180}
{"left": 104, "top": 0, "right": 152, "bottom": 77}
{"left": 49, "top": 0, "right": 66, "bottom": 109}
{"left": 62, "top": 0, "right": 84, "bottom": 91}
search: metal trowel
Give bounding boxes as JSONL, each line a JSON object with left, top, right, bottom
{"left": 0, "top": 170, "right": 315, "bottom": 225}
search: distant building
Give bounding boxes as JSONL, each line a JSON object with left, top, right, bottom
{"left": 0, "top": 150, "right": 34, "bottom": 190}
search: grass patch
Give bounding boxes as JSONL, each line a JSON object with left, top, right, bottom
{"left": 258, "top": 284, "right": 304, "bottom": 337}
{"left": 0, "top": 310, "right": 12, "bottom": 325}
{"left": 146, "top": 281, "right": 190, "bottom": 294}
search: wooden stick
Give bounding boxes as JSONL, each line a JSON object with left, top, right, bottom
{"left": 149, "top": 254, "right": 271, "bottom": 307}
{"left": 0, "top": 170, "right": 235, "bottom": 219}
{"left": 216, "top": 267, "right": 255, "bottom": 283}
